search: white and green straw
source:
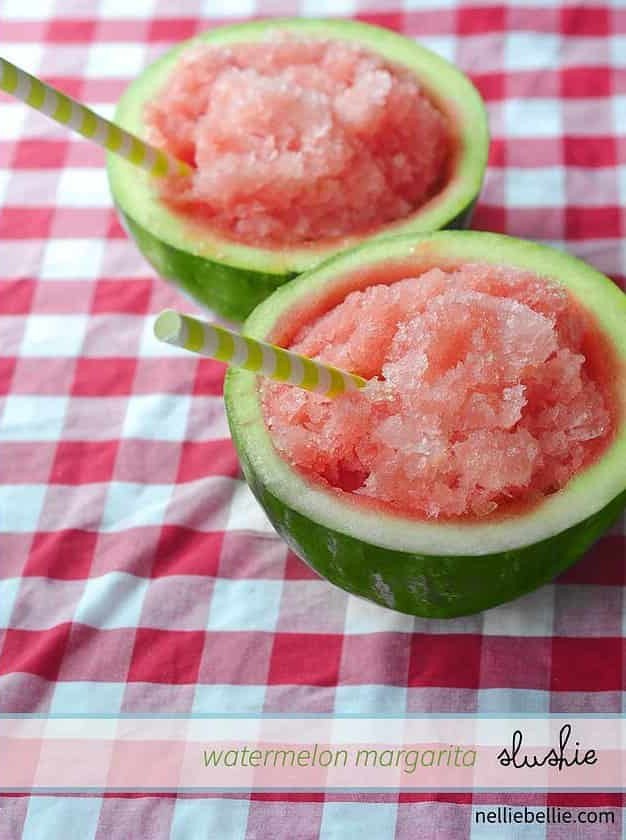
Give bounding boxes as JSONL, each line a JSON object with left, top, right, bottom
{"left": 154, "top": 310, "right": 367, "bottom": 398}
{"left": 0, "top": 57, "right": 192, "bottom": 178}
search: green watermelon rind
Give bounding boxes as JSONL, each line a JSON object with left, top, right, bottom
{"left": 107, "top": 18, "right": 488, "bottom": 320}
{"left": 243, "top": 467, "right": 625, "bottom": 618}
{"left": 119, "top": 210, "right": 295, "bottom": 322}
{"left": 224, "top": 231, "right": 626, "bottom": 618}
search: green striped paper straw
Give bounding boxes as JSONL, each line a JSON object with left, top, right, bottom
{"left": 154, "top": 310, "right": 367, "bottom": 397}
{"left": 0, "top": 56, "right": 192, "bottom": 178}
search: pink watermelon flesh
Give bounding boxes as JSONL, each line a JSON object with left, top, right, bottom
{"left": 262, "top": 264, "right": 614, "bottom": 519}
{"left": 144, "top": 35, "right": 450, "bottom": 245}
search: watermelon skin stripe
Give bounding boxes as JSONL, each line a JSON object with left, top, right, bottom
{"left": 243, "top": 465, "right": 625, "bottom": 618}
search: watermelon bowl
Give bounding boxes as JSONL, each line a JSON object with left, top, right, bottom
{"left": 224, "top": 231, "right": 626, "bottom": 618}
{"left": 107, "top": 18, "right": 488, "bottom": 321}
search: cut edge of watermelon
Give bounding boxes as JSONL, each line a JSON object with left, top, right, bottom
{"left": 225, "top": 231, "right": 626, "bottom": 560}
{"left": 107, "top": 18, "right": 488, "bottom": 279}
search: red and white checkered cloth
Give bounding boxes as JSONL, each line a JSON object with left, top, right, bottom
{"left": 0, "top": 1, "right": 625, "bottom": 837}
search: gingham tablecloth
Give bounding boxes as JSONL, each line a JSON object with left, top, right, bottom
{"left": 0, "top": 1, "right": 625, "bottom": 838}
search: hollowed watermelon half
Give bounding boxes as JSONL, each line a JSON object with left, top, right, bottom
{"left": 224, "top": 231, "right": 626, "bottom": 618}
{"left": 107, "top": 18, "right": 488, "bottom": 321}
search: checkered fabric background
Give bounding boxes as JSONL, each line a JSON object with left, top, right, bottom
{"left": 0, "top": 0, "right": 625, "bottom": 837}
